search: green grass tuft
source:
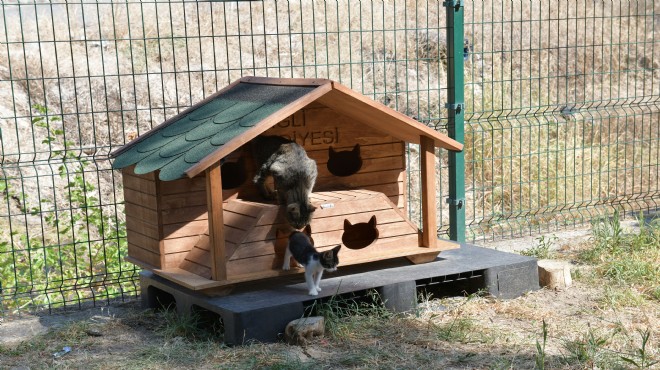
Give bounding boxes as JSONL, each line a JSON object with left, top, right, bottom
{"left": 578, "top": 212, "right": 660, "bottom": 302}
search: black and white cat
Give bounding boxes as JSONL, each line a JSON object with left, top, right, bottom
{"left": 282, "top": 226, "right": 341, "bottom": 296}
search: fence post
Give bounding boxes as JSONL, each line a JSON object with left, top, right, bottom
{"left": 444, "top": 0, "right": 466, "bottom": 242}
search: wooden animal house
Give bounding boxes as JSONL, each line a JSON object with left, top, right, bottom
{"left": 111, "top": 77, "right": 463, "bottom": 291}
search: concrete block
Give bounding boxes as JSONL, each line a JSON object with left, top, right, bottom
{"left": 377, "top": 281, "right": 417, "bottom": 313}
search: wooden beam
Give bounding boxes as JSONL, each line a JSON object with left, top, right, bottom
{"left": 206, "top": 162, "right": 227, "bottom": 281}
{"left": 420, "top": 135, "right": 437, "bottom": 248}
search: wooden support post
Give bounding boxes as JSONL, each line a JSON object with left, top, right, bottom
{"left": 420, "top": 135, "right": 437, "bottom": 248}
{"left": 206, "top": 162, "right": 227, "bottom": 281}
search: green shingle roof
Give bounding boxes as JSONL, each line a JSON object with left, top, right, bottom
{"left": 111, "top": 80, "right": 320, "bottom": 181}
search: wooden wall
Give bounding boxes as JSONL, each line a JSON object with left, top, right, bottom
{"left": 123, "top": 166, "right": 208, "bottom": 270}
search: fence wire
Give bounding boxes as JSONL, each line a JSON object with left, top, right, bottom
{"left": 464, "top": 1, "right": 659, "bottom": 239}
{"left": 0, "top": 0, "right": 658, "bottom": 317}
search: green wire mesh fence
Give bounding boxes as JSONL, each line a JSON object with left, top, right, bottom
{"left": 0, "top": 0, "right": 658, "bottom": 317}
{"left": 0, "top": 0, "right": 453, "bottom": 316}
{"left": 463, "top": 1, "right": 659, "bottom": 239}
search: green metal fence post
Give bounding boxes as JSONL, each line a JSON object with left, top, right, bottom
{"left": 444, "top": 0, "right": 466, "bottom": 242}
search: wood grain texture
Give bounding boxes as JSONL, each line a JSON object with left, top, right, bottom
{"left": 206, "top": 164, "right": 227, "bottom": 281}
{"left": 420, "top": 135, "right": 437, "bottom": 248}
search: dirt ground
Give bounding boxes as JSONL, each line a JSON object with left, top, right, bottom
{"left": 1, "top": 225, "right": 658, "bottom": 369}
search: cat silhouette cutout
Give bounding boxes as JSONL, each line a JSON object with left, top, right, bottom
{"left": 342, "top": 215, "right": 379, "bottom": 249}
{"left": 327, "top": 144, "right": 362, "bottom": 177}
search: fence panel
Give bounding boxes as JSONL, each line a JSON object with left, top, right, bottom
{"left": 464, "top": 1, "right": 660, "bottom": 239}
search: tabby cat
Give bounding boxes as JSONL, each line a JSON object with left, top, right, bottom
{"left": 252, "top": 135, "right": 318, "bottom": 229}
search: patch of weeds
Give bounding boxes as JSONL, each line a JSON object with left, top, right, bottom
{"left": 0, "top": 339, "right": 49, "bottom": 356}
{"left": 430, "top": 292, "right": 492, "bottom": 344}
{"left": 562, "top": 327, "right": 619, "bottom": 368}
{"left": 535, "top": 319, "right": 548, "bottom": 370}
{"left": 434, "top": 316, "right": 477, "bottom": 342}
{"left": 620, "top": 329, "right": 658, "bottom": 369}
{"left": 125, "top": 338, "right": 219, "bottom": 368}
{"left": 600, "top": 285, "right": 646, "bottom": 308}
{"left": 156, "top": 309, "right": 220, "bottom": 342}
{"left": 521, "top": 235, "right": 557, "bottom": 259}
{"left": 312, "top": 289, "right": 393, "bottom": 338}
{"left": 578, "top": 211, "right": 660, "bottom": 302}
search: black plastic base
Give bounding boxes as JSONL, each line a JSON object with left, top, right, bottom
{"left": 140, "top": 243, "right": 539, "bottom": 345}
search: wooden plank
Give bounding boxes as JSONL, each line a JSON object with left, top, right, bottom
{"left": 361, "top": 182, "right": 404, "bottom": 198}
{"left": 153, "top": 267, "right": 232, "bottom": 291}
{"left": 223, "top": 210, "right": 261, "bottom": 230}
{"left": 420, "top": 135, "right": 437, "bottom": 248}
{"left": 128, "top": 243, "right": 161, "bottom": 268}
{"left": 179, "top": 255, "right": 212, "bottom": 279}
{"left": 162, "top": 219, "right": 209, "bottom": 239}
{"left": 159, "top": 175, "right": 206, "bottom": 195}
{"left": 224, "top": 199, "right": 269, "bottom": 218}
{"left": 264, "top": 110, "right": 394, "bottom": 151}
{"left": 162, "top": 250, "right": 189, "bottom": 269}
{"left": 226, "top": 233, "right": 423, "bottom": 279}
{"left": 185, "top": 81, "right": 334, "bottom": 178}
{"left": 126, "top": 231, "right": 160, "bottom": 253}
{"left": 160, "top": 205, "right": 208, "bottom": 225}
{"left": 122, "top": 173, "right": 157, "bottom": 194}
{"left": 161, "top": 235, "right": 201, "bottom": 254}
{"left": 124, "top": 202, "right": 159, "bottom": 226}
{"left": 160, "top": 191, "right": 207, "bottom": 210}
{"left": 306, "top": 141, "right": 405, "bottom": 164}
{"left": 313, "top": 169, "right": 405, "bottom": 192}
{"left": 241, "top": 76, "right": 331, "bottom": 86}
{"left": 254, "top": 196, "right": 381, "bottom": 226}
{"left": 184, "top": 245, "right": 212, "bottom": 268}
{"left": 124, "top": 192, "right": 158, "bottom": 211}
{"left": 315, "top": 156, "right": 404, "bottom": 179}
{"left": 206, "top": 163, "right": 227, "bottom": 281}
{"left": 126, "top": 215, "right": 160, "bottom": 240}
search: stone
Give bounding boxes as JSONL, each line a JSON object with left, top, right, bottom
{"left": 284, "top": 316, "right": 325, "bottom": 346}
{"left": 537, "top": 259, "right": 572, "bottom": 289}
